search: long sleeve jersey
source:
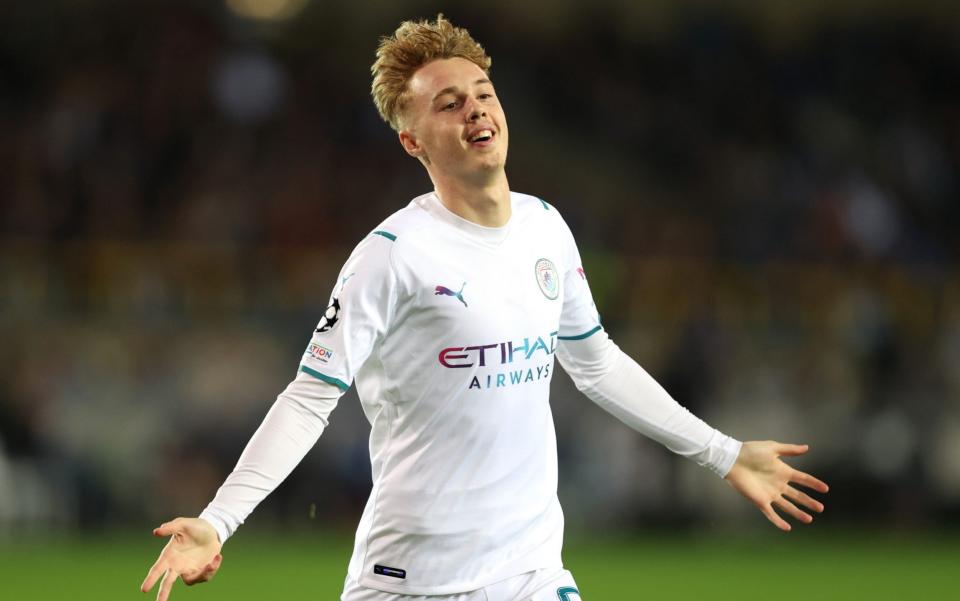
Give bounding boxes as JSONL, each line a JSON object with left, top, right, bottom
{"left": 200, "top": 191, "right": 741, "bottom": 595}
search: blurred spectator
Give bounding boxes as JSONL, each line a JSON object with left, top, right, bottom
{"left": 1, "top": 0, "right": 958, "bottom": 534}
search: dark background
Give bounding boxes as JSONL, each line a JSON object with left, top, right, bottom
{"left": 1, "top": 0, "right": 959, "bottom": 539}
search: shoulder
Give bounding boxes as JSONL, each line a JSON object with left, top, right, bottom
{"left": 511, "top": 191, "right": 554, "bottom": 214}
{"left": 341, "top": 193, "right": 438, "bottom": 277}
{"left": 365, "top": 193, "right": 440, "bottom": 263}
{"left": 510, "top": 191, "right": 574, "bottom": 238}
{"left": 368, "top": 194, "right": 435, "bottom": 243}
{"left": 510, "top": 191, "right": 557, "bottom": 220}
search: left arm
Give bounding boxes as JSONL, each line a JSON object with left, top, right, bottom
{"left": 550, "top": 206, "right": 826, "bottom": 529}
{"left": 556, "top": 330, "right": 740, "bottom": 476}
{"left": 556, "top": 330, "right": 828, "bottom": 530}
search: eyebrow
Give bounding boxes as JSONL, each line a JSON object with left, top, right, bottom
{"left": 431, "top": 79, "right": 492, "bottom": 102}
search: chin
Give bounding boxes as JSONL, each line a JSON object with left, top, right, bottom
{"left": 478, "top": 150, "right": 506, "bottom": 168}
{"left": 473, "top": 157, "right": 504, "bottom": 174}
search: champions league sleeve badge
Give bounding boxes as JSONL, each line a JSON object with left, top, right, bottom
{"left": 315, "top": 297, "right": 340, "bottom": 332}
{"left": 534, "top": 258, "right": 559, "bottom": 300}
{"left": 315, "top": 272, "right": 354, "bottom": 333}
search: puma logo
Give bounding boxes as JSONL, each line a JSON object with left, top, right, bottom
{"left": 435, "top": 282, "right": 468, "bottom": 307}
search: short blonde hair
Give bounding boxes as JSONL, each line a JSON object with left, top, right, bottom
{"left": 371, "top": 14, "right": 492, "bottom": 131}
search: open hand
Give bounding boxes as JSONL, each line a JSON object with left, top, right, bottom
{"left": 141, "top": 517, "right": 223, "bottom": 601}
{"left": 725, "top": 441, "right": 829, "bottom": 531}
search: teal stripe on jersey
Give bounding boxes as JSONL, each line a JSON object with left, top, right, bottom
{"left": 557, "top": 587, "right": 580, "bottom": 600}
{"left": 557, "top": 325, "right": 602, "bottom": 341}
{"left": 373, "top": 230, "right": 397, "bottom": 241}
{"left": 539, "top": 198, "right": 550, "bottom": 210}
{"left": 299, "top": 365, "right": 349, "bottom": 391}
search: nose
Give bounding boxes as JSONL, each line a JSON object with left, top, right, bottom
{"left": 464, "top": 97, "right": 486, "bottom": 122}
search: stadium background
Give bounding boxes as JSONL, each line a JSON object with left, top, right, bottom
{"left": 1, "top": 0, "right": 958, "bottom": 598}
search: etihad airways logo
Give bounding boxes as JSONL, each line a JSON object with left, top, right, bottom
{"left": 438, "top": 332, "right": 557, "bottom": 368}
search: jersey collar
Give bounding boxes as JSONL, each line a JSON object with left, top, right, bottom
{"left": 417, "top": 191, "right": 512, "bottom": 245}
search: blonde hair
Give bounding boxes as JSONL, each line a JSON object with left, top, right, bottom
{"left": 371, "top": 14, "right": 492, "bottom": 131}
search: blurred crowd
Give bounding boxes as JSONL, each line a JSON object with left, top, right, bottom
{"left": 1, "top": 0, "right": 959, "bottom": 536}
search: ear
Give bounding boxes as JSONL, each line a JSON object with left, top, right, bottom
{"left": 399, "top": 129, "right": 425, "bottom": 159}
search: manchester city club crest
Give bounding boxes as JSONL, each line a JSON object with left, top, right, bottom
{"left": 534, "top": 258, "right": 559, "bottom": 300}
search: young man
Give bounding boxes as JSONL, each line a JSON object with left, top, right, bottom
{"left": 142, "top": 15, "right": 828, "bottom": 601}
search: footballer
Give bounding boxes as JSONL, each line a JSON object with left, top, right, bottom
{"left": 142, "top": 15, "right": 828, "bottom": 601}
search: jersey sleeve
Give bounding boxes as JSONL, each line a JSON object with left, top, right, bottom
{"left": 556, "top": 215, "right": 603, "bottom": 341}
{"left": 198, "top": 371, "right": 342, "bottom": 543}
{"left": 556, "top": 332, "right": 742, "bottom": 477}
{"left": 299, "top": 231, "right": 399, "bottom": 390}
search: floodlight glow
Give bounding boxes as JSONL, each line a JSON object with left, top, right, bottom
{"left": 225, "top": 0, "right": 308, "bottom": 22}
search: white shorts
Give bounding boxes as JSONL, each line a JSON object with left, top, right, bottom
{"left": 340, "top": 567, "right": 581, "bottom": 601}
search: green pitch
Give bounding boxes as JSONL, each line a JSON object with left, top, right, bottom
{"left": 2, "top": 529, "right": 956, "bottom": 600}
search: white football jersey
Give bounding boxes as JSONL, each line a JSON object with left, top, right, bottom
{"left": 300, "top": 191, "right": 601, "bottom": 595}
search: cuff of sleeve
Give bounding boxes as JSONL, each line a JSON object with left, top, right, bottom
{"left": 697, "top": 433, "right": 742, "bottom": 478}
{"left": 198, "top": 510, "right": 231, "bottom": 546}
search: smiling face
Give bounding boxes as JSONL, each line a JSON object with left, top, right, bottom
{"left": 398, "top": 57, "right": 509, "bottom": 187}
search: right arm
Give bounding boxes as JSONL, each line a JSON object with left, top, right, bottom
{"left": 140, "top": 373, "right": 342, "bottom": 601}
{"left": 199, "top": 372, "right": 342, "bottom": 543}
{"left": 141, "top": 230, "right": 398, "bottom": 601}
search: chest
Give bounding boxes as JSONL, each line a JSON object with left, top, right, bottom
{"left": 397, "top": 232, "right": 566, "bottom": 346}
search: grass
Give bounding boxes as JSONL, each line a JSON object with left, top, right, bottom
{"left": 2, "top": 528, "right": 957, "bottom": 600}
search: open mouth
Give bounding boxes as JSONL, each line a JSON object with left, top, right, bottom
{"left": 468, "top": 129, "right": 495, "bottom": 146}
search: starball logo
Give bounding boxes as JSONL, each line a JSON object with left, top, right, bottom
{"left": 439, "top": 332, "right": 557, "bottom": 390}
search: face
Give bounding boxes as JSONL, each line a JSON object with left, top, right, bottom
{"left": 399, "top": 57, "right": 509, "bottom": 185}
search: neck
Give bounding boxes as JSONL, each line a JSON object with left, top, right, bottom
{"left": 430, "top": 171, "right": 511, "bottom": 227}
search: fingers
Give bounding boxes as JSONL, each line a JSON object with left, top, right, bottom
{"left": 792, "top": 469, "right": 829, "bottom": 493}
{"left": 760, "top": 502, "right": 792, "bottom": 532}
{"left": 784, "top": 485, "right": 824, "bottom": 514}
{"left": 774, "top": 444, "right": 830, "bottom": 493}
{"left": 141, "top": 558, "right": 168, "bottom": 593}
{"left": 157, "top": 569, "right": 177, "bottom": 601}
{"left": 774, "top": 496, "right": 813, "bottom": 524}
{"left": 776, "top": 443, "right": 809, "bottom": 457}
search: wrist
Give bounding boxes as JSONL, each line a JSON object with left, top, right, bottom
{"left": 197, "top": 512, "right": 228, "bottom": 546}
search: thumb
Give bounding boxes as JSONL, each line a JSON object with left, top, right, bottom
{"left": 776, "top": 443, "right": 809, "bottom": 457}
{"left": 153, "top": 518, "right": 183, "bottom": 537}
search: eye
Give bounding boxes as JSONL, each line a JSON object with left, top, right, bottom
{"left": 478, "top": 93, "right": 493, "bottom": 100}
{"left": 441, "top": 101, "right": 458, "bottom": 111}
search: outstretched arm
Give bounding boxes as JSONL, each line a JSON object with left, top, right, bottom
{"left": 725, "top": 441, "right": 829, "bottom": 531}
{"left": 141, "top": 371, "right": 342, "bottom": 599}
{"left": 557, "top": 332, "right": 828, "bottom": 529}
{"left": 197, "top": 371, "right": 341, "bottom": 543}
{"left": 556, "top": 331, "right": 741, "bottom": 476}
